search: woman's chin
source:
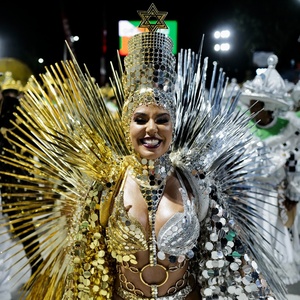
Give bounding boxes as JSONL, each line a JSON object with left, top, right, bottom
{"left": 138, "top": 149, "right": 162, "bottom": 160}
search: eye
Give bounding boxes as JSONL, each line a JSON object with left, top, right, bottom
{"left": 134, "top": 116, "right": 147, "bottom": 124}
{"left": 155, "top": 114, "right": 170, "bottom": 124}
{"left": 156, "top": 117, "right": 170, "bottom": 124}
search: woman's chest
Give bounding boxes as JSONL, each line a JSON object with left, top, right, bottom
{"left": 122, "top": 180, "right": 184, "bottom": 235}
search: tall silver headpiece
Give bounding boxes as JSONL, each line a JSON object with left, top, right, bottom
{"left": 121, "top": 3, "right": 177, "bottom": 145}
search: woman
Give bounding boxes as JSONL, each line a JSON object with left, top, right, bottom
{"left": 0, "top": 3, "right": 287, "bottom": 300}
{"left": 109, "top": 102, "right": 200, "bottom": 299}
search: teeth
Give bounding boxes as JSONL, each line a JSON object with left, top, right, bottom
{"left": 143, "top": 139, "right": 160, "bottom": 146}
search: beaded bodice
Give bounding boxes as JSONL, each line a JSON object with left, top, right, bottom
{"left": 106, "top": 175, "right": 200, "bottom": 257}
{"left": 106, "top": 154, "right": 200, "bottom": 264}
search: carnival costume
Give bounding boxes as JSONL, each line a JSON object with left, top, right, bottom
{"left": 240, "top": 54, "right": 300, "bottom": 285}
{"left": 0, "top": 3, "right": 287, "bottom": 300}
{"left": 0, "top": 71, "right": 43, "bottom": 279}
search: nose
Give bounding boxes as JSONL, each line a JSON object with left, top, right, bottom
{"left": 146, "top": 119, "right": 158, "bottom": 135}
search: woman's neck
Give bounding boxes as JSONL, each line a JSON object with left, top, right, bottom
{"left": 125, "top": 152, "right": 174, "bottom": 189}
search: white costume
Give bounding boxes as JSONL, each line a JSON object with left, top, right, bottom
{"left": 0, "top": 204, "right": 13, "bottom": 300}
{"left": 239, "top": 54, "right": 300, "bottom": 285}
{"left": 0, "top": 197, "right": 31, "bottom": 300}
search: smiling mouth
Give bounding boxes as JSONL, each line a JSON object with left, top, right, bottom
{"left": 140, "top": 138, "right": 162, "bottom": 148}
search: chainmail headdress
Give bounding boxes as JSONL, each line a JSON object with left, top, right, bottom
{"left": 121, "top": 3, "right": 177, "bottom": 150}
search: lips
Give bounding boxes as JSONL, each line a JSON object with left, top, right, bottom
{"left": 140, "top": 138, "right": 162, "bottom": 148}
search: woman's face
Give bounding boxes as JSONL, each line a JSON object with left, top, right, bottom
{"left": 129, "top": 104, "right": 172, "bottom": 160}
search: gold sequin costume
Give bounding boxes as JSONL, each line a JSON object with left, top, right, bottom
{"left": 0, "top": 3, "right": 288, "bottom": 300}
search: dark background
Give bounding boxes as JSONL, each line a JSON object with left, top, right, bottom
{"left": 0, "top": 0, "right": 299, "bottom": 85}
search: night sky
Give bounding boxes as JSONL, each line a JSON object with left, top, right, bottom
{"left": 0, "top": 0, "right": 299, "bottom": 85}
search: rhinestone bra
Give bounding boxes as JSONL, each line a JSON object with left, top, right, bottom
{"left": 106, "top": 168, "right": 200, "bottom": 261}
